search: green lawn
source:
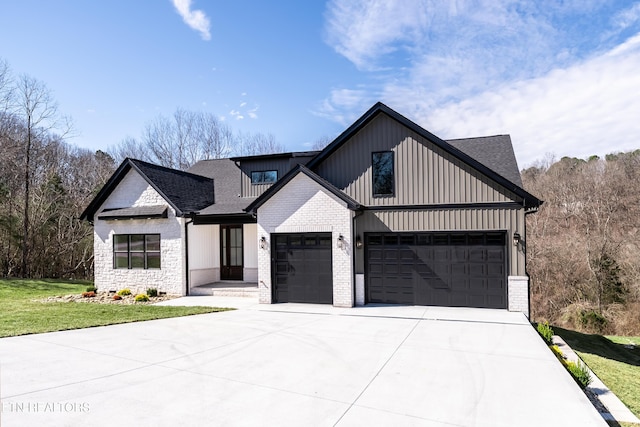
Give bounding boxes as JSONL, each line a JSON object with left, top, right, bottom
{"left": 0, "top": 278, "right": 231, "bottom": 337}
{"left": 554, "top": 326, "right": 640, "bottom": 420}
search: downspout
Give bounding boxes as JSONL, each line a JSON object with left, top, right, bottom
{"left": 185, "top": 214, "right": 194, "bottom": 296}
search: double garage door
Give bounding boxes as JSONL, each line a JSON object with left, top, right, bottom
{"left": 271, "top": 231, "right": 507, "bottom": 309}
{"left": 272, "top": 233, "right": 333, "bottom": 304}
{"left": 367, "top": 232, "right": 507, "bottom": 309}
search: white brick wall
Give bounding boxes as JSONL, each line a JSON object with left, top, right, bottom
{"left": 508, "top": 275, "right": 529, "bottom": 317}
{"left": 257, "top": 173, "right": 354, "bottom": 307}
{"left": 93, "top": 170, "right": 186, "bottom": 295}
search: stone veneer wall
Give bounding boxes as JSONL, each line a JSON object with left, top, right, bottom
{"left": 257, "top": 174, "right": 354, "bottom": 307}
{"left": 93, "top": 170, "right": 186, "bottom": 295}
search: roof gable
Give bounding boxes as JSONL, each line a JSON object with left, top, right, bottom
{"left": 245, "top": 164, "right": 361, "bottom": 213}
{"left": 80, "top": 158, "right": 214, "bottom": 221}
{"left": 307, "top": 102, "right": 541, "bottom": 209}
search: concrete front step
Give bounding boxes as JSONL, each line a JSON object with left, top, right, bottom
{"left": 190, "top": 283, "right": 258, "bottom": 298}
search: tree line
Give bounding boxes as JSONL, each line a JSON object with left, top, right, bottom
{"left": 0, "top": 58, "right": 288, "bottom": 279}
{"left": 523, "top": 152, "right": 640, "bottom": 335}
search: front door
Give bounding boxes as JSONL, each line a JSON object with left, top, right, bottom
{"left": 220, "top": 225, "right": 243, "bottom": 280}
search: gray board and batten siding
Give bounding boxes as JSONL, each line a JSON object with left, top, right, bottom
{"left": 235, "top": 153, "right": 318, "bottom": 198}
{"left": 312, "top": 112, "right": 528, "bottom": 278}
{"left": 314, "top": 114, "right": 521, "bottom": 207}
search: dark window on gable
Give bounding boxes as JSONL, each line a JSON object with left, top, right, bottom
{"left": 372, "top": 151, "right": 394, "bottom": 196}
{"left": 113, "top": 234, "right": 161, "bottom": 269}
{"left": 251, "top": 170, "right": 278, "bottom": 184}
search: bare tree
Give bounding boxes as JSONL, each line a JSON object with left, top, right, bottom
{"left": 108, "top": 136, "right": 151, "bottom": 165}
{"left": 311, "top": 135, "right": 333, "bottom": 150}
{"left": 235, "top": 131, "right": 285, "bottom": 156}
{"left": 11, "top": 74, "right": 72, "bottom": 277}
{"left": 110, "top": 108, "right": 286, "bottom": 169}
{"left": 197, "top": 113, "right": 233, "bottom": 159}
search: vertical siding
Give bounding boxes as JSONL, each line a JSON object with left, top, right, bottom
{"left": 354, "top": 207, "right": 525, "bottom": 277}
{"left": 239, "top": 156, "right": 317, "bottom": 197}
{"left": 239, "top": 158, "right": 292, "bottom": 197}
{"left": 315, "top": 114, "right": 519, "bottom": 206}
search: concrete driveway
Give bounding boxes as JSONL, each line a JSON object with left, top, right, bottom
{"left": 0, "top": 302, "right": 605, "bottom": 426}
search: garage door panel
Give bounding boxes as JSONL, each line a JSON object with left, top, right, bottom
{"left": 487, "top": 248, "right": 505, "bottom": 261}
{"left": 367, "top": 232, "right": 507, "bottom": 309}
{"left": 272, "top": 233, "right": 333, "bottom": 304}
{"left": 488, "top": 264, "right": 504, "bottom": 276}
{"left": 469, "top": 248, "right": 486, "bottom": 262}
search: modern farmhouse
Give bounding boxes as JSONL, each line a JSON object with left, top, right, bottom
{"left": 81, "top": 103, "right": 542, "bottom": 316}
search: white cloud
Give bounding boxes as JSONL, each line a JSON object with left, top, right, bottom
{"left": 424, "top": 33, "right": 640, "bottom": 166}
{"left": 247, "top": 105, "right": 259, "bottom": 119}
{"left": 612, "top": 3, "right": 640, "bottom": 31}
{"left": 320, "top": 1, "right": 640, "bottom": 167}
{"left": 172, "top": 0, "right": 211, "bottom": 41}
{"left": 230, "top": 109, "right": 244, "bottom": 120}
{"left": 313, "top": 88, "right": 373, "bottom": 125}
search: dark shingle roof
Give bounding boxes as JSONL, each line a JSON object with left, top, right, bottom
{"left": 187, "top": 158, "right": 255, "bottom": 215}
{"left": 447, "top": 135, "right": 523, "bottom": 187}
{"left": 132, "top": 159, "right": 214, "bottom": 214}
{"left": 80, "top": 158, "right": 214, "bottom": 221}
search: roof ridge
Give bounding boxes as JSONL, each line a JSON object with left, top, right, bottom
{"left": 445, "top": 135, "right": 510, "bottom": 141}
{"left": 129, "top": 158, "right": 213, "bottom": 182}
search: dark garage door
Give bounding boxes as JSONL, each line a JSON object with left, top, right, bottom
{"left": 272, "top": 233, "right": 333, "bottom": 304}
{"left": 366, "top": 232, "right": 507, "bottom": 308}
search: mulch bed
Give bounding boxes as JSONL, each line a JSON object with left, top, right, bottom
{"left": 37, "top": 292, "right": 179, "bottom": 305}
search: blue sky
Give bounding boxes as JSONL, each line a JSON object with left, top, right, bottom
{"left": 1, "top": 0, "right": 640, "bottom": 167}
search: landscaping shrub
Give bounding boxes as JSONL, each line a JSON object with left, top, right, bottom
{"left": 82, "top": 291, "right": 96, "bottom": 298}
{"left": 117, "top": 288, "right": 131, "bottom": 296}
{"left": 566, "top": 360, "right": 592, "bottom": 389}
{"left": 146, "top": 288, "right": 158, "bottom": 297}
{"left": 550, "top": 344, "right": 564, "bottom": 360}
{"left": 536, "top": 321, "right": 554, "bottom": 345}
{"left": 578, "top": 310, "right": 608, "bottom": 334}
{"left": 86, "top": 286, "right": 97, "bottom": 293}
{"left": 134, "top": 294, "right": 150, "bottom": 302}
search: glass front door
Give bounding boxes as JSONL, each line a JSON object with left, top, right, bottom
{"left": 221, "top": 225, "right": 243, "bottom": 280}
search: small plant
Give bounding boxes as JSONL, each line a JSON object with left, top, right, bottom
{"left": 578, "top": 310, "right": 608, "bottom": 333}
{"left": 566, "top": 360, "right": 592, "bottom": 389}
{"left": 117, "top": 288, "right": 131, "bottom": 296}
{"left": 82, "top": 291, "right": 96, "bottom": 298}
{"left": 134, "top": 293, "right": 150, "bottom": 302}
{"left": 550, "top": 344, "right": 564, "bottom": 360}
{"left": 146, "top": 288, "right": 158, "bottom": 297}
{"left": 536, "top": 321, "right": 554, "bottom": 345}
{"left": 112, "top": 294, "right": 122, "bottom": 300}
{"left": 86, "top": 285, "right": 97, "bottom": 293}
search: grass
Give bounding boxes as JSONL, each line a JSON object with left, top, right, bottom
{"left": 553, "top": 326, "right": 640, "bottom": 419}
{"left": 0, "top": 278, "right": 231, "bottom": 337}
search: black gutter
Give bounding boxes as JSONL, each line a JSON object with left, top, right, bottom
{"left": 184, "top": 214, "right": 194, "bottom": 296}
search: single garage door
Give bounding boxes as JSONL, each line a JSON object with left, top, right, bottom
{"left": 272, "top": 233, "right": 333, "bottom": 304}
{"left": 366, "top": 232, "right": 507, "bottom": 308}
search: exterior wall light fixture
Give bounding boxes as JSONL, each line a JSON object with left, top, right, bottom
{"left": 260, "top": 236, "right": 267, "bottom": 250}
{"left": 356, "top": 235, "right": 363, "bottom": 249}
{"left": 337, "top": 234, "right": 344, "bottom": 249}
{"left": 513, "top": 232, "right": 521, "bottom": 246}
